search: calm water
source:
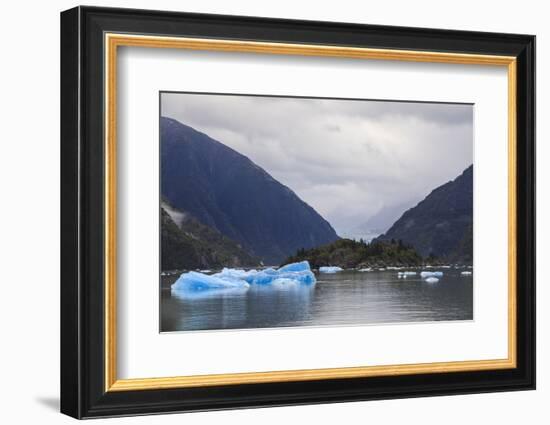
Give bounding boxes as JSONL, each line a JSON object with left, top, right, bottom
{"left": 160, "top": 270, "right": 473, "bottom": 332}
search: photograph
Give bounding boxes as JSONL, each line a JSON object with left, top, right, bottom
{"left": 159, "top": 92, "right": 474, "bottom": 332}
{"left": 57, "top": 4, "right": 536, "bottom": 419}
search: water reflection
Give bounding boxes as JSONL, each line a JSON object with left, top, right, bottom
{"left": 161, "top": 270, "right": 473, "bottom": 332}
{"left": 171, "top": 286, "right": 249, "bottom": 301}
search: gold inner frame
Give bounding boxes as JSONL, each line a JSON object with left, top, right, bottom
{"left": 104, "top": 33, "right": 517, "bottom": 392}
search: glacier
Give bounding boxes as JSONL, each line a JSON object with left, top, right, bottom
{"left": 171, "top": 261, "right": 316, "bottom": 294}
{"left": 319, "top": 266, "right": 343, "bottom": 273}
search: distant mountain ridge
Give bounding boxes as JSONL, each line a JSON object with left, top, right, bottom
{"left": 376, "top": 165, "right": 473, "bottom": 262}
{"left": 341, "top": 200, "right": 415, "bottom": 242}
{"left": 160, "top": 117, "right": 339, "bottom": 265}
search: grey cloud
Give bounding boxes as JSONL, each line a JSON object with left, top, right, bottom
{"left": 161, "top": 92, "right": 473, "bottom": 235}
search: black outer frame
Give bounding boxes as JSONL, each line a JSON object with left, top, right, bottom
{"left": 60, "top": 5, "right": 535, "bottom": 419}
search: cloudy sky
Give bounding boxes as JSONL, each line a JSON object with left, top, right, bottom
{"left": 161, "top": 92, "right": 473, "bottom": 238}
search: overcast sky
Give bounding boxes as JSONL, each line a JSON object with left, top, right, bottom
{"left": 161, "top": 92, "right": 473, "bottom": 237}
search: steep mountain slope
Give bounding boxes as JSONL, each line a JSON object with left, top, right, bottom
{"left": 376, "top": 165, "right": 473, "bottom": 261}
{"left": 161, "top": 204, "right": 259, "bottom": 271}
{"left": 160, "top": 116, "right": 339, "bottom": 265}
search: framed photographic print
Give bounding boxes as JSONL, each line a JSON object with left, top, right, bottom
{"left": 60, "top": 6, "right": 535, "bottom": 419}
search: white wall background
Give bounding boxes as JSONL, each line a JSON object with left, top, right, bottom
{"left": 0, "top": 0, "right": 545, "bottom": 423}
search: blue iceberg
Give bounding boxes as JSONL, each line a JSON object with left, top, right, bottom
{"left": 243, "top": 268, "right": 278, "bottom": 285}
{"left": 278, "top": 261, "right": 311, "bottom": 273}
{"left": 247, "top": 268, "right": 316, "bottom": 285}
{"left": 171, "top": 271, "right": 250, "bottom": 292}
{"left": 214, "top": 268, "right": 258, "bottom": 280}
{"left": 171, "top": 261, "right": 316, "bottom": 294}
{"left": 319, "top": 266, "right": 343, "bottom": 273}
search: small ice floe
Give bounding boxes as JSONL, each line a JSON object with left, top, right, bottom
{"left": 461, "top": 271, "right": 473, "bottom": 276}
{"left": 358, "top": 267, "right": 372, "bottom": 272}
{"left": 420, "top": 271, "right": 443, "bottom": 278}
{"left": 425, "top": 277, "right": 439, "bottom": 283}
{"left": 398, "top": 271, "right": 417, "bottom": 278}
{"left": 319, "top": 266, "right": 343, "bottom": 273}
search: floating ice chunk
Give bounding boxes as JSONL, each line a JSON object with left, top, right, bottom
{"left": 248, "top": 262, "right": 316, "bottom": 285}
{"left": 358, "top": 268, "right": 372, "bottom": 272}
{"left": 278, "top": 261, "right": 311, "bottom": 273}
{"left": 243, "top": 268, "right": 277, "bottom": 284}
{"left": 248, "top": 268, "right": 316, "bottom": 285}
{"left": 272, "top": 278, "right": 300, "bottom": 288}
{"left": 172, "top": 271, "right": 250, "bottom": 291}
{"left": 425, "top": 277, "right": 439, "bottom": 283}
{"left": 214, "top": 268, "right": 257, "bottom": 280}
{"left": 461, "top": 271, "right": 473, "bottom": 276}
{"left": 172, "top": 261, "right": 316, "bottom": 293}
{"left": 286, "top": 270, "right": 316, "bottom": 285}
{"left": 421, "top": 271, "right": 443, "bottom": 278}
{"left": 319, "top": 266, "right": 343, "bottom": 273}
{"left": 404, "top": 271, "right": 417, "bottom": 276}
